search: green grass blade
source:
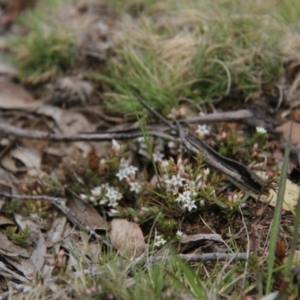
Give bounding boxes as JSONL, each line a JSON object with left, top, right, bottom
{"left": 266, "top": 123, "right": 292, "bottom": 293}
{"left": 171, "top": 253, "right": 207, "bottom": 299}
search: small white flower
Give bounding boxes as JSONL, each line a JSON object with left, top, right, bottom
{"left": 154, "top": 234, "right": 167, "bottom": 247}
{"left": 137, "top": 137, "right": 145, "bottom": 143}
{"left": 176, "top": 230, "right": 183, "bottom": 237}
{"left": 129, "top": 181, "right": 141, "bottom": 193}
{"left": 168, "top": 141, "right": 175, "bottom": 148}
{"left": 106, "top": 187, "right": 122, "bottom": 202}
{"left": 126, "top": 166, "right": 138, "bottom": 176}
{"left": 95, "top": 185, "right": 122, "bottom": 207}
{"left": 90, "top": 196, "right": 95, "bottom": 202}
{"left": 176, "top": 190, "right": 192, "bottom": 203}
{"left": 183, "top": 199, "right": 197, "bottom": 212}
{"left": 116, "top": 164, "right": 138, "bottom": 181}
{"left": 112, "top": 139, "right": 121, "bottom": 152}
{"left": 99, "top": 198, "right": 108, "bottom": 205}
{"left": 204, "top": 168, "right": 210, "bottom": 176}
{"left": 196, "top": 124, "right": 210, "bottom": 136}
{"left": 153, "top": 152, "right": 164, "bottom": 163}
{"left": 256, "top": 127, "right": 267, "bottom": 134}
{"left": 116, "top": 169, "right": 128, "bottom": 181}
{"left": 171, "top": 174, "right": 185, "bottom": 188}
{"left": 199, "top": 200, "right": 205, "bottom": 207}
{"left": 107, "top": 208, "right": 119, "bottom": 217}
{"left": 91, "top": 186, "right": 102, "bottom": 196}
{"left": 99, "top": 158, "right": 106, "bottom": 165}
{"left": 79, "top": 193, "right": 87, "bottom": 200}
{"left": 108, "top": 199, "right": 119, "bottom": 208}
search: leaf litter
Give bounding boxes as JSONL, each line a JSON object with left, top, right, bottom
{"left": 0, "top": 0, "right": 300, "bottom": 299}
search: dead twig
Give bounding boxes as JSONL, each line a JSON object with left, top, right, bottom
{"left": 0, "top": 121, "right": 176, "bottom": 142}
{"left": 142, "top": 253, "right": 250, "bottom": 265}
{"left": 0, "top": 108, "right": 276, "bottom": 142}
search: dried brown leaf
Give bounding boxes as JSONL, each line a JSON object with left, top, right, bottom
{"left": 64, "top": 187, "right": 107, "bottom": 230}
{"left": 14, "top": 214, "right": 46, "bottom": 271}
{"left": 0, "top": 216, "right": 15, "bottom": 226}
{"left": 0, "top": 79, "right": 36, "bottom": 109}
{"left": 46, "top": 215, "right": 67, "bottom": 247}
{"left": 110, "top": 219, "right": 147, "bottom": 258}
{"left": 277, "top": 121, "right": 300, "bottom": 145}
{"left": 1, "top": 147, "right": 41, "bottom": 173}
{"left": 0, "top": 60, "right": 17, "bottom": 77}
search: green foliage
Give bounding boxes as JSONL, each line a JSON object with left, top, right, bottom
{"left": 166, "top": 253, "right": 207, "bottom": 299}
{"left": 6, "top": 225, "right": 30, "bottom": 247}
{"left": 266, "top": 127, "right": 291, "bottom": 293}
{"left": 94, "top": 0, "right": 285, "bottom": 117}
{"left": 9, "top": 0, "right": 76, "bottom": 84}
{"left": 2, "top": 200, "right": 20, "bottom": 216}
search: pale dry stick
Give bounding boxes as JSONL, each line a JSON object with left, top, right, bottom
{"left": 0, "top": 109, "right": 272, "bottom": 142}
{"left": 239, "top": 206, "right": 250, "bottom": 289}
{"left": 0, "top": 122, "right": 176, "bottom": 142}
{"left": 179, "top": 109, "right": 253, "bottom": 124}
{"left": 180, "top": 233, "right": 226, "bottom": 243}
{"left": 0, "top": 193, "right": 109, "bottom": 246}
{"left": 199, "top": 215, "right": 233, "bottom": 254}
{"left": 274, "top": 84, "right": 284, "bottom": 112}
{"left": 148, "top": 253, "right": 250, "bottom": 263}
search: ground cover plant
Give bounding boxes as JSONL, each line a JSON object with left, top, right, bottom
{"left": 0, "top": 0, "right": 300, "bottom": 299}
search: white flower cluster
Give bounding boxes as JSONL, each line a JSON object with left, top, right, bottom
{"left": 176, "top": 190, "right": 197, "bottom": 212}
{"left": 163, "top": 174, "right": 185, "bottom": 192}
{"left": 116, "top": 160, "right": 141, "bottom": 194}
{"left": 160, "top": 158, "right": 212, "bottom": 212}
{"left": 162, "top": 170, "right": 198, "bottom": 212}
{"left": 154, "top": 234, "right": 167, "bottom": 247}
{"left": 116, "top": 164, "right": 138, "bottom": 181}
{"left": 80, "top": 183, "right": 122, "bottom": 208}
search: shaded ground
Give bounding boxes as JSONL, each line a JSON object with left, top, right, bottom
{"left": 0, "top": 0, "right": 300, "bottom": 299}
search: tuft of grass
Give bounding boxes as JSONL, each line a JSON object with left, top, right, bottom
{"left": 265, "top": 125, "right": 291, "bottom": 293}
{"left": 96, "top": 0, "right": 287, "bottom": 116}
{"left": 9, "top": 0, "right": 76, "bottom": 84}
{"left": 6, "top": 225, "right": 30, "bottom": 247}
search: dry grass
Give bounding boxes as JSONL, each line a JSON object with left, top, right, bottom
{"left": 97, "top": 0, "right": 294, "bottom": 115}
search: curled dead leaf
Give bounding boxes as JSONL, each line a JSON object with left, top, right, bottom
{"left": 14, "top": 214, "right": 46, "bottom": 271}
{"left": 64, "top": 187, "right": 107, "bottom": 230}
{"left": 110, "top": 219, "right": 147, "bottom": 258}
